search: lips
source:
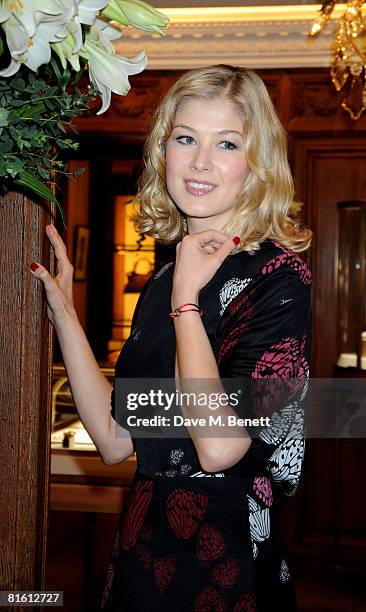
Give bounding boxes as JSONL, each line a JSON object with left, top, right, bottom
{"left": 184, "top": 178, "right": 217, "bottom": 196}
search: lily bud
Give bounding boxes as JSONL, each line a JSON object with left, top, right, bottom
{"left": 101, "top": 0, "right": 129, "bottom": 25}
{"left": 101, "top": 0, "right": 169, "bottom": 36}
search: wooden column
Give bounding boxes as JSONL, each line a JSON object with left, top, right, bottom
{"left": 0, "top": 192, "right": 54, "bottom": 604}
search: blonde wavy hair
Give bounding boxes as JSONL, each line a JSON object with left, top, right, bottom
{"left": 133, "top": 65, "right": 311, "bottom": 252}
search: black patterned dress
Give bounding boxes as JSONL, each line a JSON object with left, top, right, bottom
{"left": 100, "top": 239, "right": 312, "bottom": 612}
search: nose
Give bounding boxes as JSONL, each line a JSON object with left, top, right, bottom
{"left": 189, "top": 144, "right": 213, "bottom": 173}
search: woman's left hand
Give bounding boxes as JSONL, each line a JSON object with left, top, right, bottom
{"left": 171, "top": 230, "right": 239, "bottom": 308}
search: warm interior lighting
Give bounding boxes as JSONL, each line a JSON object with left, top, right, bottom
{"left": 157, "top": 5, "right": 335, "bottom": 24}
{"left": 309, "top": 1, "right": 366, "bottom": 120}
{"left": 112, "top": 196, "right": 155, "bottom": 352}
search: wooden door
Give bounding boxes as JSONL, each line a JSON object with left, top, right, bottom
{"left": 283, "top": 139, "right": 366, "bottom": 573}
{"left": 294, "top": 139, "right": 366, "bottom": 377}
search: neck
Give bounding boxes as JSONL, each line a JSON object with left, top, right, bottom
{"left": 186, "top": 213, "right": 232, "bottom": 235}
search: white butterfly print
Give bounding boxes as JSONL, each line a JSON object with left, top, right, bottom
{"left": 247, "top": 495, "right": 271, "bottom": 543}
{"left": 269, "top": 438, "right": 305, "bottom": 487}
{"left": 219, "top": 277, "right": 251, "bottom": 315}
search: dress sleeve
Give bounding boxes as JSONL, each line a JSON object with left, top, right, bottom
{"left": 216, "top": 259, "right": 312, "bottom": 497}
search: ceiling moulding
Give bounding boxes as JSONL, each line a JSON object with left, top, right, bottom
{"left": 113, "top": 4, "right": 346, "bottom": 69}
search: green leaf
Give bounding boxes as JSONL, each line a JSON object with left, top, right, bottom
{"left": 5, "top": 157, "right": 24, "bottom": 177}
{"left": 14, "top": 170, "right": 66, "bottom": 227}
{"left": 50, "top": 55, "right": 63, "bottom": 83}
{"left": 71, "top": 67, "right": 85, "bottom": 87}
{"left": 0, "top": 108, "right": 9, "bottom": 127}
{"left": 11, "top": 78, "right": 26, "bottom": 92}
{"left": 0, "top": 136, "right": 13, "bottom": 154}
{"left": 17, "top": 100, "right": 45, "bottom": 118}
{"left": 11, "top": 98, "right": 25, "bottom": 107}
{"left": 73, "top": 166, "right": 85, "bottom": 176}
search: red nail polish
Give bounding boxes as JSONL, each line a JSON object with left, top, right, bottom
{"left": 232, "top": 236, "right": 240, "bottom": 246}
{"left": 30, "top": 262, "right": 39, "bottom": 272}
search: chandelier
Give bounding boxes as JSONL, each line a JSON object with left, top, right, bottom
{"left": 309, "top": 1, "right": 366, "bottom": 120}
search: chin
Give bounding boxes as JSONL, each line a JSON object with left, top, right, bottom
{"left": 183, "top": 210, "right": 215, "bottom": 221}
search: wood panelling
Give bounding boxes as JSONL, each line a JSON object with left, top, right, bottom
{"left": 72, "top": 69, "right": 366, "bottom": 140}
{"left": 0, "top": 193, "right": 54, "bottom": 598}
{"left": 50, "top": 482, "right": 130, "bottom": 514}
{"left": 293, "top": 141, "right": 366, "bottom": 377}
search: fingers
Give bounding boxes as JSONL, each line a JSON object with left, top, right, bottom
{"left": 30, "top": 224, "right": 74, "bottom": 297}
{"left": 201, "top": 244, "right": 216, "bottom": 254}
{"left": 46, "top": 224, "right": 66, "bottom": 250}
{"left": 184, "top": 230, "right": 241, "bottom": 250}
{"left": 29, "top": 261, "right": 56, "bottom": 286}
{"left": 201, "top": 239, "right": 223, "bottom": 250}
{"left": 215, "top": 236, "right": 241, "bottom": 264}
{"left": 46, "top": 224, "right": 73, "bottom": 276}
{"left": 29, "top": 260, "right": 74, "bottom": 321}
{"left": 181, "top": 231, "right": 240, "bottom": 255}
{"left": 187, "top": 229, "right": 229, "bottom": 247}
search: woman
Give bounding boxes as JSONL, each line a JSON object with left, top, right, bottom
{"left": 31, "top": 65, "right": 312, "bottom": 611}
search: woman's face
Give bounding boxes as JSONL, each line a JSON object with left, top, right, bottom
{"left": 165, "top": 97, "right": 249, "bottom": 233}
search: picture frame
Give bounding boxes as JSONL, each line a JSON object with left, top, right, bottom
{"left": 73, "top": 225, "right": 90, "bottom": 281}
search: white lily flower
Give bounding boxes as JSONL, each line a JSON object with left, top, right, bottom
{"left": 0, "top": 0, "right": 77, "bottom": 75}
{"left": 0, "top": 16, "right": 29, "bottom": 76}
{"left": 1, "top": 0, "right": 71, "bottom": 38}
{"left": 77, "top": 0, "right": 110, "bottom": 26}
{"left": 94, "top": 17, "right": 122, "bottom": 41}
{"left": 66, "top": 16, "right": 83, "bottom": 53}
{"left": 81, "top": 24, "right": 147, "bottom": 114}
{"left": 51, "top": 5, "right": 114, "bottom": 71}
{"left": 0, "top": 1, "right": 11, "bottom": 23}
{"left": 52, "top": 33, "right": 81, "bottom": 71}
{"left": 54, "top": 0, "right": 111, "bottom": 57}
{"left": 0, "top": 57, "right": 21, "bottom": 77}
{"left": 24, "top": 18, "right": 71, "bottom": 71}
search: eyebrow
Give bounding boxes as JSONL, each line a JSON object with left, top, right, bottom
{"left": 172, "top": 124, "right": 244, "bottom": 138}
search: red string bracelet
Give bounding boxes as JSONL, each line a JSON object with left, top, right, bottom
{"left": 169, "top": 302, "right": 203, "bottom": 320}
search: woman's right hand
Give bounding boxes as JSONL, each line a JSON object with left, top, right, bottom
{"left": 30, "top": 224, "right": 76, "bottom": 327}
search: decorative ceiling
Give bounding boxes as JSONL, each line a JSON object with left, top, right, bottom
{"left": 114, "top": 3, "right": 340, "bottom": 69}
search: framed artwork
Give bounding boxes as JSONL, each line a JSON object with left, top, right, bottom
{"left": 74, "top": 225, "right": 90, "bottom": 281}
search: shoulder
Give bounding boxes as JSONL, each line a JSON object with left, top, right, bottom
{"left": 219, "top": 240, "right": 311, "bottom": 319}
{"left": 212, "top": 241, "right": 310, "bottom": 323}
{"left": 232, "top": 239, "right": 312, "bottom": 287}
{"left": 260, "top": 240, "right": 312, "bottom": 286}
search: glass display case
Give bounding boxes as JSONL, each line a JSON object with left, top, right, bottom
{"left": 336, "top": 200, "right": 366, "bottom": 371}
{"left": 51, "top": 363, "right": 136, "bottom": 488}
{"left": 51, "top": 363, "right": 114, "bottom": 451}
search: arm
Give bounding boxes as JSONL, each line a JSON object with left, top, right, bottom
{"left": 30, "top": 224, "right": 133, "bottom": 466}
{"left": 172, "top": 230, "right": 251, "bottom": 473}
{"left": 172, "top": 232, "right": 312, "bottom": 484}
{"left": 173, "top": 309, "right": 252, "bottom": 473}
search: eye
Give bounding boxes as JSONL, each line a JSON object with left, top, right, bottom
{"left": 175, "top": 135, "right": 195, "bottom": 145}
{"left": 219, "top": 140, "right": 238, "bottom": 150}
